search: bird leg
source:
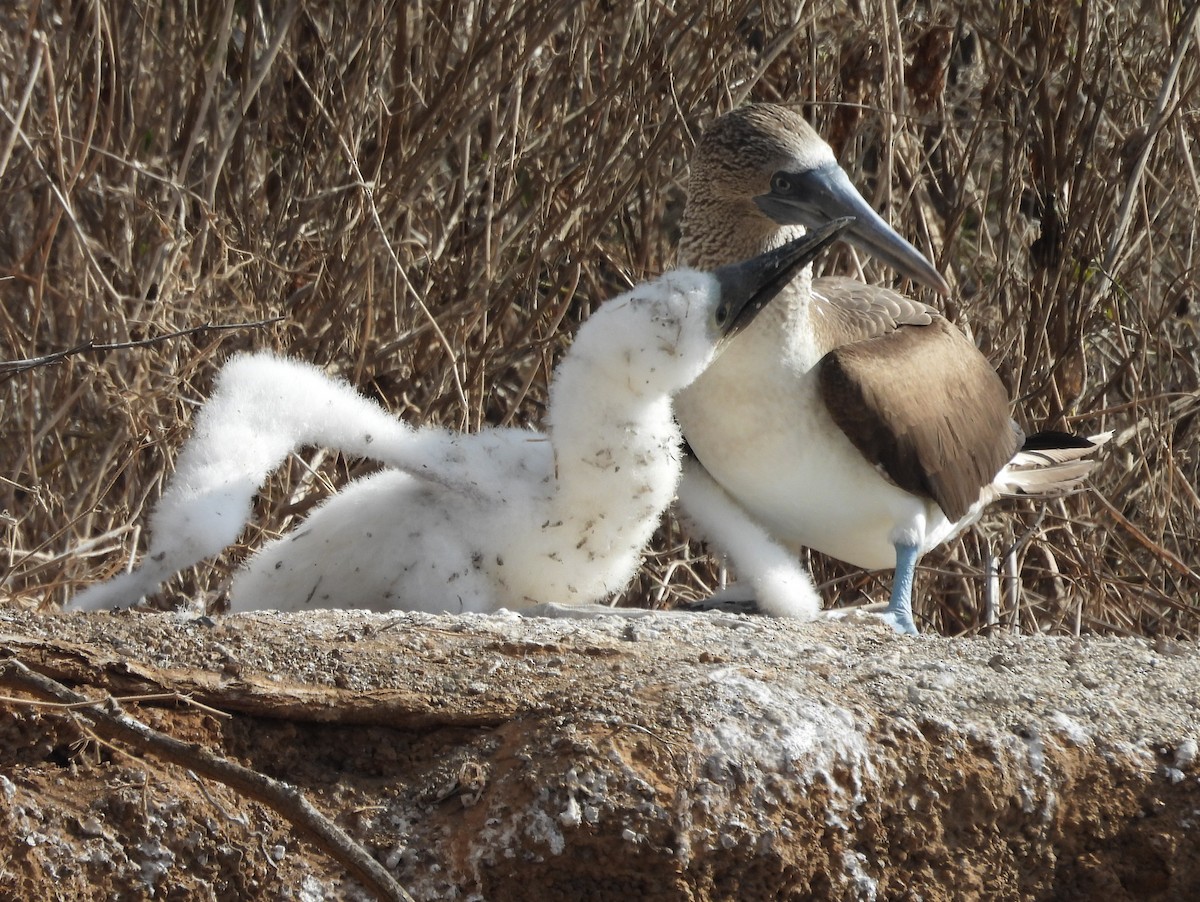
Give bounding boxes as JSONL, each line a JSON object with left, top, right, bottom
{"left": 690, "top": 540, "right": 925, "bottom": 636}
{"left": 878, "top": 542, "right": 920, "bottom": 635}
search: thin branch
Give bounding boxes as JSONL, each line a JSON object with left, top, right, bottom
{"left": 0, "top": 657, "right": 416, "bottom": 902}
{"left": 0, "top": 689, "right": 231, "bottom": 719}
{"left": 1101, "top": 0, "right": 1200, "bottom": 275}
{"left": 0, "top": 31, "right": 44, "bottom": 180}
{"left": 1090, "top": 490, "right": 1200, "bottom": 588}
{"left": 0, "top": 316, "right": 284, "bottom": 376}
{"left": 203, "top": 0, "right": 301, "bottom": 207}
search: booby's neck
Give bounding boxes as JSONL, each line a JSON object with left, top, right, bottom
{"left": 680, "top": 192, "right": 784, "bottom": 269}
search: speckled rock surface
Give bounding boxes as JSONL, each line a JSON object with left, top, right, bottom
{"left": 1, "top": 607, "right": 1198, "bottom": 900}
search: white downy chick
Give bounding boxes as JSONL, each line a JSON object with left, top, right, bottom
{"left": 69, "top": 222, "right": 850, "bottom": 615}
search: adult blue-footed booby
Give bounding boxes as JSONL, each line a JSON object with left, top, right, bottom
{"left": 69, "top": 223, "right": 849, "bottom": 616}
{"left": 674, "top": 104, "right": 1105, "bottom": 634}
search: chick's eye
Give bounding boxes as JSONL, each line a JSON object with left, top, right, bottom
{"left": 715, "top": 304, "right": 728, "bottom": 325}
{"left": 771, "top": 173, "right": 791, "bottom": 193}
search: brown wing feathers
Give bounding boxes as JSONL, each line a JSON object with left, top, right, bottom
{"left": 817, "top": 317, "right": 1022, "bottom": 521}
{"left": 812, "top": 276, "right": 937, "bottom": 336}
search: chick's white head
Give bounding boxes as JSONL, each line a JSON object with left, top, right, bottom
{"left": 558, "top": 219, "right": 854, "bottom": 400}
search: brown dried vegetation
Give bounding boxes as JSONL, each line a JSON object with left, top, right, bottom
{"left": 1, "top": 0, "right": 1198, "bottom": 636}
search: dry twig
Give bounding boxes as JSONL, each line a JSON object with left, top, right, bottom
{"left": 0, "top": 317, "right": 284, "bottom": 376}
{"left": 0, "top": 656, "right": 417, "bottom": 902}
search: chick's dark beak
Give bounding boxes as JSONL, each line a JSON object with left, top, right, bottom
{"left": 753, "top": 163, "right": 949, "bottom": 295}
{"left": 712, "top": 217, "right": 854, "bottom": 340}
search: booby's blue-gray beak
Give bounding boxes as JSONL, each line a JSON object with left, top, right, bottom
{"left": 753, "top": 163, "right": 949, "bottom": 295}
{"left": 712, "top": 217, "right": 854, "bottom": 340}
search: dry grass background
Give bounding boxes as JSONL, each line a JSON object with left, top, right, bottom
{"left": 1, "top": 0, "right": 1197, "bottom": 637}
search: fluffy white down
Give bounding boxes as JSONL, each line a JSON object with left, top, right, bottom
{"left": 70, "top": 269, "right": 728, "bottom": 614}
{"left": 675, "top": 458, "right": 822, "bottom": 619}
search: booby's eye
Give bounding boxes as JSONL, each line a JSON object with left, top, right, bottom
{"left": 715, "top": 303, "right": 729, "bottom": 325}
{"left": 771, "top": 173, "right": 791, "bottom": 193}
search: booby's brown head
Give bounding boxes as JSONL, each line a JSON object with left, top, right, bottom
{"left": 681, "top": 104, "right": 949, "bottom": 295}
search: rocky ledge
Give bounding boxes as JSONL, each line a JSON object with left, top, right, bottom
{"left": 0, "top": 607, "right": 1197, "bottom": 900}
